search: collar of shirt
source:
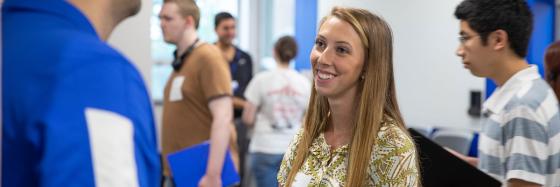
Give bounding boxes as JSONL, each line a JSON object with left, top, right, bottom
{"left": 309, "top": 133, "right": 349, "bottom": 160}
{"left": 4, "top": 0, "right": 98, "bottom": 39}
{"left": 231, "top": 46, "right": 243, "bottom": 63}
{"left": 482, "top": 65, "right": 541, "bottom": 115}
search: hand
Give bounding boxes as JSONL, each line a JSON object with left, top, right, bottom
{"left": 444, "top": 147, "right": 478, "bottom": 167}
{"left": 198, "top": 174, "right": 221, "bottom": 187}
{"left": 444, "top": 147, "right": 464, "bottom": 158}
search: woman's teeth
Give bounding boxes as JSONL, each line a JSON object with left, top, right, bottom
{"left": 318, "top": 72, "right": 334, "bottom": 80}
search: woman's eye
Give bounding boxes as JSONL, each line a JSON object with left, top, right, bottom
{"left": 315, "top": 40, "right": 325, "bottom": 49}
{"left": 336, "top": 47, "right": 349, "bottom": 54}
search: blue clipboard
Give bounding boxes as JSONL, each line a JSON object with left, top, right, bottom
{"left": 167, "top": 141, "right": 240, "bottom": 187}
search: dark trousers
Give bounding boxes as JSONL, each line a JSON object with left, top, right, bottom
{"left": 234, "top": 118, "right": 251, "bottom": 183}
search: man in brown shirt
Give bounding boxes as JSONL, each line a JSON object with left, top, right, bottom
{"left": 159, "top": 0, "right": 238, "bottom": 186}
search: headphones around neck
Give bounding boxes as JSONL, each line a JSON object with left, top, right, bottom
{"left": 172, "top": 38, "right": 200, "bottom": 72}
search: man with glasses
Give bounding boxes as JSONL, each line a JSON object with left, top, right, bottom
{"left": 449, "top": 0, "right": 560, "bottom": 186}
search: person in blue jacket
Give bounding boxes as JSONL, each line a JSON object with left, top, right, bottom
{"left": 2, "top": 0, "right": 160, "bottom": 186}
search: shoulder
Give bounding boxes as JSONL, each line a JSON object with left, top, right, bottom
{"left": 508, "top": 79, "right": 557, "bottom": 111}
{"left": 245, "top": 72, "right": 273, "bottom": 95}
{"left": 369, "top": 117, "right": 419, "bottom": 186}
{"left": 235, "top": 47, "right": 252, "bottom": 59}
{"left": 68, "top": 44, "right": 139, "bottom": 82}
{"left": 58, "top": 53, "right": 143, "bottom": 98}
{"left": 193, "top": 44, "right": 228, "bottom": 67}
{"left": 195, "top": 44, "right": 222, "bottom": 58}
{"left": 63, "top": 32, "right": 129, "bottom": 63}
{"left": 52, "top": 37, "right": 147, "bottom": 99}
{"left": 252, "top": 71, "right": 274, "bottom": 81}
{"left": 278, "top": 128, "right": 305, "bottom": 185}
{"left": 287, "top": 128, "right": 305, "bottom": 152}
{"left": 46, "top": 44, "right": 149, "bottom": 124}
{"left": 503, "top": 79, "right": 559, "bottom": 125}
{"left": 197, "top": 43, "right": 220, "bottom": 54}
{"left": 375, "top": 117, "right": 416, "bottom": 149}
{"left": 43, "top": 29, "right": 131, "bottom": 68}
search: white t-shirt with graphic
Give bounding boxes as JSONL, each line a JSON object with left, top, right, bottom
{"left": 244, "top": 68, "right": 311, "bottom": 154}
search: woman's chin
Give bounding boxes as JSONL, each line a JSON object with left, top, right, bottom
{"left": 315, "top": 88, "right": 333, "bottom": 98}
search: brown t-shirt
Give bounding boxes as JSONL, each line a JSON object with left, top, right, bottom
{"left": 161, "top": 43, "right": 238, "bottom": 176}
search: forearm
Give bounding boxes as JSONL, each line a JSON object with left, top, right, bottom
{"left": 464, "top": 156, "right": 478, "bottom": 166}
{"left": 206, "top": 117, "right": 231, "bottom": 176}
{"left": 241, "top": 102, "right": 256, "bottom": 126}
{"left": 206, "top": 97, "right": 233, "bottom": 176}
{"left": 232, "top": 97, "right": 245, "bottom": 110}
{"left": 445, "top": 147, "right": 478, "bottom": 167}
{"left": 507, "top": 179, "right": 542, "bottom": 187}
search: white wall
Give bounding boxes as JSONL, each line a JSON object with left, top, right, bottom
{"left": 108, "top": 0, "right": 161, "bottom": 146}
{"left": 239, "top": 0, "right": 296, "bottom": 72}
{"left": 319, "top": 0, "right": 485, "bottom": 130}
{"left": 273, "top": 0, "right": 295, "bottom": 38}
{"left": 239, "top": 0, "right": 261, "bottom": 74}
{"left": 109, "top": 0, "right": 153, "bottom": 90}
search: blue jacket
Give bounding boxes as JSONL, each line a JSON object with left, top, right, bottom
{"left": 2, "top": 0, "right": 161, "bottom": 186}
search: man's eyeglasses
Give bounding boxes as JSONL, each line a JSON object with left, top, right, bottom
{"left": 458, "top": 34, "right": 480, "bottom": 44}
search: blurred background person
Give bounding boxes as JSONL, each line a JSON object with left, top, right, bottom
{"left": 214, "top": 12, "right": 253, "bottom": 116}
{"left": 2, "top": 0, "right": 160, "bottom": 186}
{"left": 242, "top": 36, "right": 310, "bottom": 187}
{"left": 159, "top": 0, "right": 237, "bottom": 186}
{"left": 545, "top": 41, "right": 560, "bottom": 101}
{"left": 213, "top": 11, "right": 253, "bottom": 181}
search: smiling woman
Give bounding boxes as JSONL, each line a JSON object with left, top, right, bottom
{"left": 277, "top": 6, "right": 420, "bottom": 187}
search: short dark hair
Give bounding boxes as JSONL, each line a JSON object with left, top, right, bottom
{"left": 454, "top": 0, "right": 533, "bottom": 57}
{"left": 214, "top": 12, "right": 234, "bottom": 28}
{"left": 274, "top": 36, "right": 298, "bottom": 63}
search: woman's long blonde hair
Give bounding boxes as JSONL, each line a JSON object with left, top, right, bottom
{"left": 284, "top": 7, "right": 414, "bottom": 186}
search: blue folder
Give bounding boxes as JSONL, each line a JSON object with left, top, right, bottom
{"left": 167, "top": 141, "right": 240, "bottom": 187}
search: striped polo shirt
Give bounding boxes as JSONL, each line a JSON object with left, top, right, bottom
{"left": 479, "top": 65, "right": 560, "bottom": 186}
